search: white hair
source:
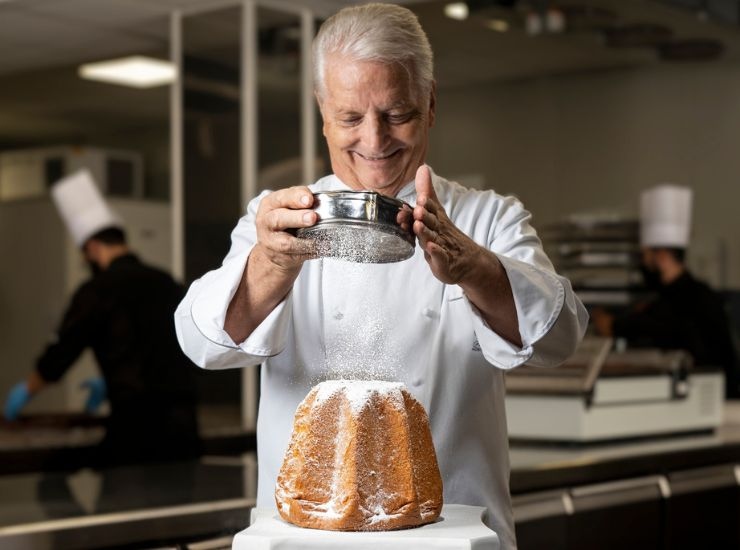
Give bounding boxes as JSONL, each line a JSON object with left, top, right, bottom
{"left": 313, "top": 3, "right": 434, "bottom": 101}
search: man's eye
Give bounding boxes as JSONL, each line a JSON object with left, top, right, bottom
{"left": 340, "top": 116, "right": 362, "bottom": 126}
{"left": 387, "top": 112, "right": 414, "bottom": 124}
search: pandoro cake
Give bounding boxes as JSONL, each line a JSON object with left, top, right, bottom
{"left": 275, "top": 380, "right": 443, "bottom": 531}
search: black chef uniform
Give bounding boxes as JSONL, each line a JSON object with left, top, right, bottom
{"left": 613, "top": 271, "right": 739, "bottom": 398}
{"left": 36, "top": 254, "right": 201, "bottom": 464}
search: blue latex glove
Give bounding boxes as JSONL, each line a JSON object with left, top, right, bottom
{"left": 4, "top": 381, "right": 31, "bottom": 421}
{"left": 80, "top": 377, "right": 107, "bottom": 414}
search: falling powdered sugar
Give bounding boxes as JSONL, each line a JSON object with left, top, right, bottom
{"left": 319, "top": 255, "right": 406, "bottom": 383}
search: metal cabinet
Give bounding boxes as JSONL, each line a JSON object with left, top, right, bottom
{"left": 665, "top": 464, "right": 740, "bottom": 550}
{"left": 515, "top": 465, "right": 740, "bottom": 549}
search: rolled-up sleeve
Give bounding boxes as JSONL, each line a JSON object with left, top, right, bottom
{"left": 174, "top": 191, "right": 293, "bottom": 370}
{"left": 460, "top": 192, "right": 588, "bottom": 370}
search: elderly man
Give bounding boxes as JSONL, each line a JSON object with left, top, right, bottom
{"left": 175, "top": 3, "right": 587, "bottom": 548}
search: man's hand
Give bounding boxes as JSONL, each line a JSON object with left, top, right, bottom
{"left": 80, "top": 377, "right": 107, "bottom": 414}
{"left": 4, "top": 372, "right": 46, "bottom": 422}
{"left": 413, "top": 165, "right": 481, "bottom": 285}
{"left": 253, "top": 186, "right": 318, "bottom": 273}
{"left": 413, "top": 165, "right": 522, "bottom": 347}
{"left": 225, "top": 186, "right": 318, "bottom": 344}
{"left": 4, "top": 382, "right": 30, "bottom": 421}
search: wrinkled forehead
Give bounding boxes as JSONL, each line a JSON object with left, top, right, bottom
{"left": 320, "top": 55, "right": 422, "bottom": 104}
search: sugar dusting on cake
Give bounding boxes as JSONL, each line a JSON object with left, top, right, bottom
{"left": 313, "top": 380, "right": 405, "bottom": 414}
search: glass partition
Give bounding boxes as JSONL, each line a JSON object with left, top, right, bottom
{"left": 181, "top": 5, "right": 243, "bottom": 421}
{"left": 256, "top": 6, "right": 306, "bottom": 192}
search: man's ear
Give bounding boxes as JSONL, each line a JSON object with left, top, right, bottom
{"left": 428, "top": 81, "right": 437, "bottom": 128}
{"left": 315, "top": 91, "right": 328, "bottom": 137}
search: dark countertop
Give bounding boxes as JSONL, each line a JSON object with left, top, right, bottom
{"left": 509, "top": 401, "right": 740, "bottom": 494}
{"left": 0, "top": 406, "right": 256, "bottom": 475}
{"left": 0, "top": 455, "right": 257, "bottom": 549}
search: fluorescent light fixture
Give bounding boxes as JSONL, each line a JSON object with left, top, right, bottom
{"left": 78, "top": 56, "right": 176, "bottom": 88}
{"left": 486, "top": 19, "right": 510, "bottom": 32}
{"left": 444, "top": 2, "right": 469, "bottom": 21}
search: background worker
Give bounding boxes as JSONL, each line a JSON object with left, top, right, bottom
{"left": 4, "top": 170, "right": 201, "bottom": 464}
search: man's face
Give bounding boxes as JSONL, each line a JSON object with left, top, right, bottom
{"left": 640, "top": 248, "right": 656, "bottom": 270}
{"left": 82, "top": 241, "right": 102, "bottom": 276}
{"left": 318, "top": 56, "right": 435, "bottom": 197}
{"left": 640, "top": 247, "right": 661, "bottom": 290}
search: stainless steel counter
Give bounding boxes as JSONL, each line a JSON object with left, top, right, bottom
{"left": 0, "top": 455, "right": 256, "bottom": 549}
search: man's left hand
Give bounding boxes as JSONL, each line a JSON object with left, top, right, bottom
{"left": 590, "top": 307, "right": 615, "bottom": 337}
{"left": 413, "top": 165, "right": 481, "bottom": 284}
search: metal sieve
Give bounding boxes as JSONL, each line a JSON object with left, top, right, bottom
{"left": 296, "top": 190, "right": 416, "bottom": 263}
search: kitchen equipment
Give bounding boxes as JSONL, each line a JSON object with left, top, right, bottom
{"left": 296, "top": 191, "right": 415, "bottom": 263}
{"left": 505, "top": 337, "right": 725, "bottom": 442}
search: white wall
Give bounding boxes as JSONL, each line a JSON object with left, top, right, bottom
{"left": 429, "top": 61, "right": 740, "bottom": 288}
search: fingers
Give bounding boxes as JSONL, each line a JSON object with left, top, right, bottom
{"left": 414, "top": 219, "right": 438, "bottom": 251}
{"left": 262, "top": 207, "right": 316, "bottom": 233}
{"left": 397, "top": 204, "right": 413, "bottom": 233}
{"left": 256, "top": 186, "right": 319, "bottom": 267}
{"left": 414, "top": 164, "right": 433, "bottom": 198}
{"left": 262, "top": 185, "right": 314, "bottom": 211}
{"left": 414, "top": 164, "right": 439, "bottom": 208}
{"left": 413, "top": 164, "right": 443, "bottom": 235}
{"left": 258, "top": 186, "right": 317, "bottom": 233}
{"left": 269, "top": 231, "right": 317, "bottom": 257}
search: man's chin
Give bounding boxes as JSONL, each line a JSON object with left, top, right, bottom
{"left": 355, "top": 169, "right": 407, "bottom": 193}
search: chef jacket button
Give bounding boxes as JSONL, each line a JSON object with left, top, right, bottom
{"left": 333, "top": 312, "right": 344, "bottom": 320}
{"left": 421, "top": 307, "right": 439, "bottom": 319}
{"left": 412, "top": 378, "right": 422, "bottom": 387}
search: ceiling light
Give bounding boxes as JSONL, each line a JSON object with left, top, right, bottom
{"left": 486, "top": 19, "right": 510, "bottom": 32}
{"left": 444, "top": 2, "right": 469, "bottom": 21}
{"left": 78, "top": 56, "right": 176, "bottom": 88}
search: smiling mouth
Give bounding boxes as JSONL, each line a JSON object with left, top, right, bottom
{"left": 354, "top": 149, "right": 401, "bottom": 161}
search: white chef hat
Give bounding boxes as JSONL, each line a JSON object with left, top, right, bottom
{"left": 50, "top": 169, "right": 123, "bottom": 247}
{"left": 640, "top": 184, "right": 693, "bottom": 248}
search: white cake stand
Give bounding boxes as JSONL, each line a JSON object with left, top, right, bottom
{"left": 232, "top": 504, "right": 500, "bottom": 550}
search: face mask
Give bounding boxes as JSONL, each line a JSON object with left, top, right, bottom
{"left": 640, "top": 263, "right": 662, "bottom": 291}
{"left": 87, "top": 259, "right": 102, "bottom": 277}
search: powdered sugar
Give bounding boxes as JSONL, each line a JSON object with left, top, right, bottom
{"left": 319, "top": 258, "right": 406, "bottom": 384}
{"left": 313, "top": 379, "right": 405, "bottom": 414}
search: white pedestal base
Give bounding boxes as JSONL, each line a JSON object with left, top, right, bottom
{"left": 232, "top": 504, "right": 500, "bottom": 550}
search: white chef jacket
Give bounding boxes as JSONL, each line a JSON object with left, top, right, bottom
{"left": 175, "top": 168, "right": 588, "bottom": 550}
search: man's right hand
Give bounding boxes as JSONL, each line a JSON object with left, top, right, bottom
{"left": 225, "top": 186, "right": 318, "bottom": 344}
{"left": 253, "top": 186, "right": 318, "bottom": 272}
{"left": 4, "top": 381, "right": 31, "bottom": 421}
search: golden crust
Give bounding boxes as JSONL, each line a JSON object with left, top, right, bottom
{"left": 275, "top": 381, "right": 443, "bottom": 531}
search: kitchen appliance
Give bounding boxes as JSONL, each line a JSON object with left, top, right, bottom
{"left": 505, "top": 337, "right": 724, "bottom": 442}
{"left": 0, "top": 146, "right": 143, "bottom": 201}
{"left": 296, "top": 191, "right": 415, "bottom": 263}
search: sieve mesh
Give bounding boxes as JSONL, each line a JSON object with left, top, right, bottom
{"left": 298, "top": 222, "right": 415, "bottom": 263}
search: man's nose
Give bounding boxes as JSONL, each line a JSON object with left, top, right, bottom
{"left": 361, "top": 116, "right": 389, "bottom": 150}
